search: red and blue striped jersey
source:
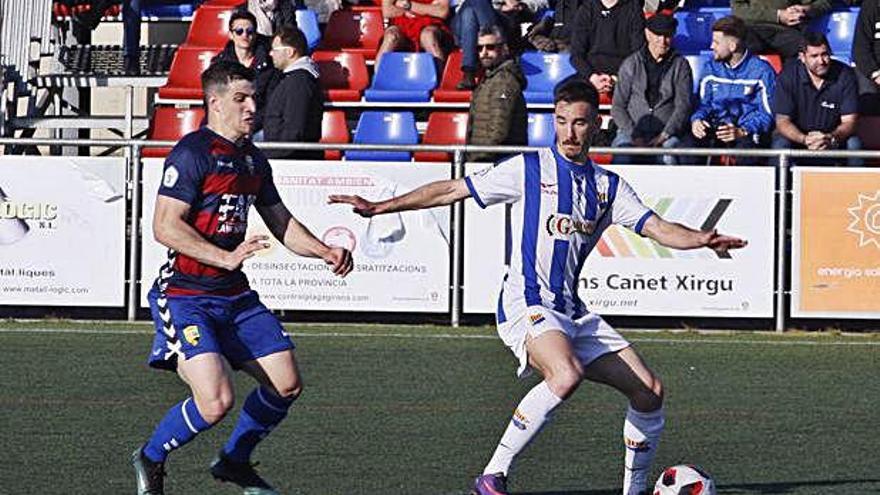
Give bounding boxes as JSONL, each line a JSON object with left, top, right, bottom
{"left": 154, "top": 127, "right": 282, "bottom": 296}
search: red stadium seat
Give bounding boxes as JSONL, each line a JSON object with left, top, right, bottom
{"left": 157, "top": 46, "right": 221, "bottom": 101}
{"left": 321, "top": 111, "right": 350, "bottom": 160}
{"left": 144, "top": 107, "right": 206, "bottom": 158}
{"left": 313, "top": 51, "right": 369, "bottom": 102}
{"left": 318, "top": 10, "right": 384, "bottom": 60}
{"left": 759, "top": 53, "right": 783, "bottom": 74}
{"left": 433, "top": 50, "right": 479, "bottom": 103}
{"left": 185, "top": 5, "right": 234, "bottom": 48}
{"left": 414, "top": 112, "right": 469, "bottom": 162}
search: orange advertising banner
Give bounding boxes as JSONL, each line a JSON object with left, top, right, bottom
{"left": 793, "top": 168, "right": 880, "bottom": 318}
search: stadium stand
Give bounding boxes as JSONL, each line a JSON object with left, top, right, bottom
{"left": 414, "top": 111, "right": 468, "bottom": 162}
{"left": 345, "top": 111, "right": 418, "bottom": 161}
{"left": 521, "top": 52, "right": 577, "bottom": 104}
{"left": 809, "top": 7, "right": 859, "bottom": 59}
{"left": 313, "top": 51, "right": 370, "bottom": 102}
{"left": 527, "top": 112, "right": 554, "bottom": 147}
{"left": 296, "top": 8, "right": 322, "bottom": 52}
{"left": 317, "top": 10, "right": 384, "bottom": 61}
{"left": 144, "top": 106, "right": 206, "bottom": 157}
{"left": 157, "top": 46, "right": 221, "bottom": 101}
{"left": 184, "top": 5, "right": 233, "bottom": 48}
{"left": 320, "top": 110, "right": 350, "bottom": 160}
{"left": 433, "top": 50, "right": 477, "bottom": 103}
{"left": 364, "top": 52, "right": 438, "bottom": 102}
{"left": 673, "top": 8, "right": 727, "bottom": 54}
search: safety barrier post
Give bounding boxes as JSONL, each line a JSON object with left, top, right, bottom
{"left": 127, "top": 142, "right": 142, "bottom": 321}
{"left": 450, "top": 150, "right": 465, "bottom": 327}
{"left": 775, "top": 151, "right": 789, "bottom": 333}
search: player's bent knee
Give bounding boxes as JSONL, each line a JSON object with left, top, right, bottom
{"left": 275, "top": 380, "right": 302, "bottom": 401}
{"left": 197, "top": 394, "right": 235, "bottom": 424}
{"left": 630, "top": 381, "right": 664, "bottom": 412}
{"left": 545, "top": 364, "right": 584, "bottom": 398}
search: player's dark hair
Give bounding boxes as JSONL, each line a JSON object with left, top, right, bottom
{"left": 712, "top": 15, "right": 747, "bottom": 41}
{"left": 274, "top": 24, "right": 308, "bottom": 55}
{"left": 553, "top": 77, "right": 600, "bottom": 110}
{"left": 228, "top": 9, "right": 257, "bottom": 30}
{"left": 800, "top": 31, "right": 831, "bottom": 52}
{"left": 201, "top": 60, "right": 256, "bottom": 101}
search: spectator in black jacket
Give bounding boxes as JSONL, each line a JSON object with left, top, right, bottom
{"left": 853, "top": 0, "right": 880, "bottom": 115}
{"left": 263, "top": 25, "right": 324, "bottom": 159}
{"left": 212, "top": 10, "right": 279, "bottom": 135}
{"left": 570, "top": 0, "right": 645, "bottom": 98}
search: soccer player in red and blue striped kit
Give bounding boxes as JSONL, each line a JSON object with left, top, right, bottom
{"left": 132, "top": 60, "right": 353, "bottom": 495}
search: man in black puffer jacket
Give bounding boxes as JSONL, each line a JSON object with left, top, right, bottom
{"left": 263, "top": 25, "right": 324, "bottom": 159}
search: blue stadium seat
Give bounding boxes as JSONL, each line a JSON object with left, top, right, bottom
{"left": 346, "top": 111, "right": 418, "bottom": 161}
{"left": 673, "top": 8, "right": 728, "bottom": 54}
{"left": 520, "top": 52, "right": 577, "bottom": 104}
{"left": 528, "top": 113, "right": 555, "bottom": 147}
{"left": 364, "top": 52, "right": 438, "bottom": 102}
{"left": 809, "top": 9, "right": 859, "bottom": 56}
{"left": 142, "top": 0, "right": 200, "bottom": 19}
{"left": 685, "top": 52, "right": 711, "bottom": 94}
{"left": 296, "top": 8, "right": 321, "bottom": 52}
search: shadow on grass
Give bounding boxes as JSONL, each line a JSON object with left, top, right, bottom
{"left": 518, "top": 477, "right": 880, "bottom": 494}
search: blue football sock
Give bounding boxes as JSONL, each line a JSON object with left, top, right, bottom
{"left": 223, "top": 386, "right": 294, "bottom": 462}
{"left": 143, "top": 397, "right": 212, "bottom": 463}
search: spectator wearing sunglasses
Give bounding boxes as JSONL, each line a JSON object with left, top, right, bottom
{"left": 212, "top": 10, "right": 280, "bottom": 135}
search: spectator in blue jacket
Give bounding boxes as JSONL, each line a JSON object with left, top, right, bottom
{"left": 685, "top": 16, "right": 776, "bottom": 165}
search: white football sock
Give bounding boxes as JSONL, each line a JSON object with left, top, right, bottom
{"left": 483, "top": 381, "right": 563, "bottom": 476}
{"left": 622, "top": 406, "right": 665, "bottom": 495}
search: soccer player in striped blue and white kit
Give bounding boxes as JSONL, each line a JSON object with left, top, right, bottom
{"left": 329, "top": 79, "right": 746, "bottom": 495}
{"left": 132, "top": 61, "right": 353, "bottom": 495}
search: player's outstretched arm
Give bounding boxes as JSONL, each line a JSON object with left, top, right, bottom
{"left": 328, "top": 178, "right": 471, "bottom": 217}
{"left": 256, "top": 202, "right": 353, "bottom": 277}
{"left": 154, "top": 195, "right": 270, "bottom": 271}
{"left": 640, "top": 214, "right": 748, "bottom": 255}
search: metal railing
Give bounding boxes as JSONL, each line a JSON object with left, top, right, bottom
{"left": 2, "top": 136, "right": 879, "bottom": 332}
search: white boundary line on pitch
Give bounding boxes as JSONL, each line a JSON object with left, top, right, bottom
{"left": 0, "top": 327, "right": 879, "bottom": 346}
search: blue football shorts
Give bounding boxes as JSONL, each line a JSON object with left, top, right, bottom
{"left": 146, "top": 287, "right": 295, "bottom": 371}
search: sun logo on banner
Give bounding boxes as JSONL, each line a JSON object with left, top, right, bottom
{"left": 846, "top": 190, "right": 880, "bottom": 249}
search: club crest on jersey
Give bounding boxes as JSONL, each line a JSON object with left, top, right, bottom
{"left": 244, "top": 154, "right": 255, "bottom": 174}
{"left": 183, "top": 325, "right": 200, "bottom": 346}
{"left": 529, "top": 313, "right": 546, "bottom": 325}
{"left": 546, "top": 214, "right": 596, "bottom": 237}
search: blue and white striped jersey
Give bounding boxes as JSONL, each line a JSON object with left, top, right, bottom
{"left": 465, "top": 147, "right": 654, "bottom": 321}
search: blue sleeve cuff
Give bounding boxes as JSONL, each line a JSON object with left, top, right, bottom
{"left": 635, "top": 210, "right": 654, "bottom": 235}
{"left": 464, "top": 176, "right": 487, "bottom": 209}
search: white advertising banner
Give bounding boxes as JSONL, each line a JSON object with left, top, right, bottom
{"left": 0, "top": 157, "right": 127, "bottom": 306}
{"left": 464, "top": 164, "right": 775, "bottom": 317}
{"left": 141, "top": 159, "right": 451, "bottom": 312}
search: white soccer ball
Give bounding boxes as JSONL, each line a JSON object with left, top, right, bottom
{"left": 653, "top": 464, "right": 716, "bottom": 495}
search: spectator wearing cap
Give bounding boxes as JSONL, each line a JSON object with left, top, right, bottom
{"left": 773, "top": 32, "right": 861, "bottom": 165}
{"left": 732, "top": 0, "right": 832, "bottom": 60}
{"left": 611, "top": 13, "right": 693, "bottom": 164}
{"left": 685, "top": 16, "right": 776, "bottom": 165}
{"left": 570, "top": 0, "right": 645, "bottom": 99}
{"left": 853, "top": 0, "right": 880, "bottom": 115}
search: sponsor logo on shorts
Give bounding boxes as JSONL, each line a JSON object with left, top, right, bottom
{"left": 529, "top": 313, "right": 546, "bottom": 325}
{"left": 624, "top": 436, "right": 649, "bottom": 451}
{"left": 183, "top": 325, "right": 200, "bottom": 347}
{"left": 511, "top": 409, "right": 530, "bottom": 430}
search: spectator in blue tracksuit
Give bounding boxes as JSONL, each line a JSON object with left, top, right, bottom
{"left": 685, "top": 15, "right": 776, "bottom": 165}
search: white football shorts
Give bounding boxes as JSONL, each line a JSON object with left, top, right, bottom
{"left": 497, "top": 306, "right": 631, "bottom": 378}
